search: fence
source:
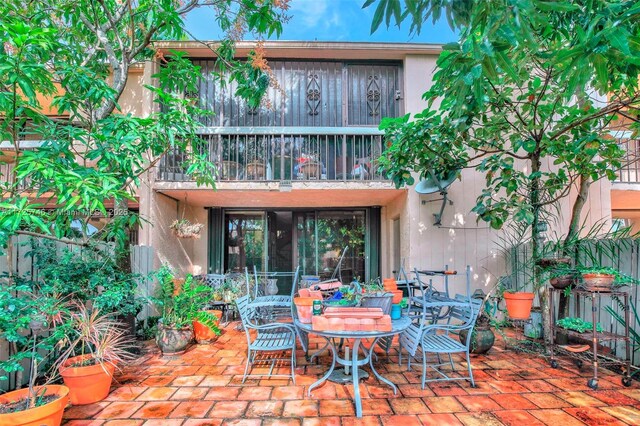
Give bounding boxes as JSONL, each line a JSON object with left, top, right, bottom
{"left": 508, "top": 238, "right": 640, "bottom": 367}
{"left": 0, "top": 237, "right": 154, "bottom": 391}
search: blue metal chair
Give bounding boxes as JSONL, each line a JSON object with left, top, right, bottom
{"left": 419, "top": 295, "right": 481, "bottom": 389}
{"left": 245, "top": 266, "right": 300, "bottom": 321}
{"left": 235, "top": 295, "right": 298, "bottom": 383}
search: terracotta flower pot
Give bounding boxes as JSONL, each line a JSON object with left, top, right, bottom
{"left": 59, "top": 355, "right": 115, "bottom": 405}
{"left": 503, "top": 292, "right": 535, "bottom": 320}
{"left": 0, "top": 385, "right": 69, "bottom": 426}
{"left": 294, "top": 297, "right": 316, "bottom": 323}
{"left": 156, "top": 321, "right": 193, "bottom": 355}
{"left": 581, "top": 273, "right": 615, "bottom": 291}
{"left": 390, "top": 289, "right": 403, "bottom": 304}
{"left": 550, "top": 274, "right": 577, "bottom": 290}
{"left": 383, "top": 278, "right": 397, "bottom": 291}
{"left": 193, "top": 310, "right": 222, "bottom": 344}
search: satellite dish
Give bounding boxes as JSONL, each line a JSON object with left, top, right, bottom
{"left": 415, "top": 169, "right": 459, "bottom": 226}
{"left": 415, "top": 169, "right": 459, "bottom": 194}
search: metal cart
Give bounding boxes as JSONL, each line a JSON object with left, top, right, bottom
{"left": 549, "top": 287, "right": 632, "bottom": 390}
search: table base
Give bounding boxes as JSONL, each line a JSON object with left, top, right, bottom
{"left": 327, "top": 368, "right": 369, "bottom": 384}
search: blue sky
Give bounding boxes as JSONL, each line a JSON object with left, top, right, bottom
{"left": 185, "top": 0, "right": 456, "bottom": 44}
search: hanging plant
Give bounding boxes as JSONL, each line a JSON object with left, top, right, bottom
{"left": 170, "top": 219, "right": 204, "bottom": 239}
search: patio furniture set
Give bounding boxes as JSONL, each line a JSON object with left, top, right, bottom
{"left": 199, "top": 264, "right": 482, "bottom": 418}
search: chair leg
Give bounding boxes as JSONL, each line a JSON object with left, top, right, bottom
{"left": 398, "top": 341, "right": 403, "bottom": 366}
{"left": 290, "top": 349, "right": 296, "bottom": 385}
{"left": 466, "top": 350, "right": 475, "bottom": 387}
{"left": 421, "top": 348, "right": 427, "bottom": 390}
{"left": 242, "top": 349, "right": 252, "bottom": 384}
{"left": 448, "top": 353, "right": 455, "bottom": 371}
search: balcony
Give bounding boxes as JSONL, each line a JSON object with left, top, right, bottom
{"left": 157, "top": 128, "right": 389, "bottom": 183}
{"left": 615, "top": 137, "right": 640, "bottom": 184}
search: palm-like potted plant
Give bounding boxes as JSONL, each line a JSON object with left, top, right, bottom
{"left": 0, "top": 281, "right": 70, "bottom": 426}
{"left": 153, "top": 267, "right": 220, "bottom": 354}
{"left": 54, "top": 302, "right": 136, "bottom": 405}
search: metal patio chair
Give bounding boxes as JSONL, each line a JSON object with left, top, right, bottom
{"left": 419, "top": 294, "right": 481, "bottom": 389}
{"left": 236, "top": 295, "right": 298, "bottom": 383}
{"left": 245, "top": 266, "right": 300, "bottom": 322}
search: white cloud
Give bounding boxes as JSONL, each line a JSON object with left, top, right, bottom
{"left": 289, "top": 0, "right": 352, "bottom": 32}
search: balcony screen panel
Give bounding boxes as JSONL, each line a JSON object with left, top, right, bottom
{"left": 347, "top": 64, "right": 400, "bottom": 126}
{"left": 192, "top": 60, "right": 400, "bottom": 127}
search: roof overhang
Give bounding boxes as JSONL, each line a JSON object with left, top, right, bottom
{"left": 155, "top": 181, "right": 406, "bottom": 208}
{"left": 154, "top": 40, "right": 442, "bottom": 60}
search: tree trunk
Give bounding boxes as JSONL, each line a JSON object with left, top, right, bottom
{"left": 556, "top": 175, "right": 592, "bottom": 344}
{"left": 530, "top": 152, "right": 553, "bottom": 350}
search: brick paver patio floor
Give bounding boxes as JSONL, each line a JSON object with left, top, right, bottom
{"left": 62, "top": 322, "right": 640, "bottom": 425}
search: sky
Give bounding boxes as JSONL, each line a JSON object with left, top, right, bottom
{"left": 185, "top": 0, "right": 457, "bottom": 44}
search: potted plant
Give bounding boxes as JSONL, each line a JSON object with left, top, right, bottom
{"left": 153, "top": 267, "right": 220, "bottom": 355}
{"left": 458, "top": 287, "right": 501, "bottom": 354}
{"left": 459, "top": 312, "right": 495, "bottom": 354}
{"left": 170, "top": 218, "right": 204, "bottom": 239}
{"left": 578, "top": 266, "right": 637, "bottom": 291}
{"left": 0, "top": 281, "right": 70, "bottom": 426}
{"left": 193, "top": 309, "right": 223, "bottom": 344}
{"left": 55, "top": 302, "right": 136, "bottom": 405}
{"left": 548, "top": 264, "right": 579, "bottom": 290}
{"left": 359, "top": 279, "right": 393, "bottom": 315}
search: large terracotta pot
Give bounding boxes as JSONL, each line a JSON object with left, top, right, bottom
{"left": 193, "top": 310, "right": 222, "bottom": 344}
{"left": 503, "top": 292, "right": 535, "bottom": 320}
{"left": 59, "top": 355, "right": 115, "bottom": 405}
{"left": 156, "top": 321, "right": 193, "bottom": 355}
{"left": 459, "top": 325, "right": 495, "bottom": 354}
{"left": 0, "top": 385, "right": 69, "bottom": 426}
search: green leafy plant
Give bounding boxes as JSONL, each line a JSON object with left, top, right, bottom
{"left": 557, "top": 317, "right": 603, "bottom": 334}
{"left": 153, "top": 266, "right": 219, "bottom": 334}
{"left": 0, "top": 277, "right": 68, "bottom": 409}
{"left": 29, "top": 241, "right": 145, "bottom": 318}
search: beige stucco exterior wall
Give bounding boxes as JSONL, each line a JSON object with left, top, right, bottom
{"left": 148, "top": 191, "right": 208, "bottom": 277}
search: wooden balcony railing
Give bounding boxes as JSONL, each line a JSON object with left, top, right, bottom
{"left": 157, "top": 128, "right": 389, "bottom": 183}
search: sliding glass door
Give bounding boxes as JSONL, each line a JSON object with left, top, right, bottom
{"left": 295, "top": 210, "right": 365, "bottom": 284}
{"left": 223, "top": 209, "right": 372, "bottom": 290}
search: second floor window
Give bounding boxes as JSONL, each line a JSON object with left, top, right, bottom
{"left": 191, "top": 60, "right": 402, "bottom": 127}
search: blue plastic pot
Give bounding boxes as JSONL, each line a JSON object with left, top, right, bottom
{"left": 390, "top": 304, "right": 402, "bottom": 320}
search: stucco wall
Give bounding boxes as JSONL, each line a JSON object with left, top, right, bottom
{"left": 148, "top": 192, "right": 209, "bottom": 277}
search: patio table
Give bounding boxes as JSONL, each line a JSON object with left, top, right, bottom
{"left": 295, "top": 316, "right": 411, "bottom": 418}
